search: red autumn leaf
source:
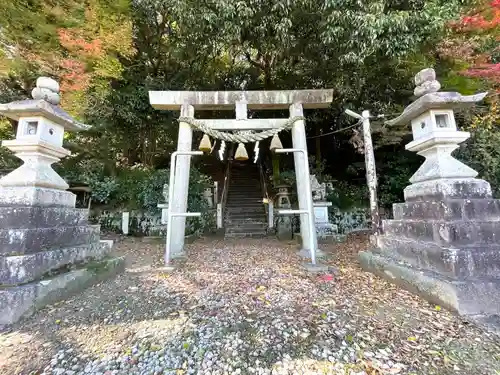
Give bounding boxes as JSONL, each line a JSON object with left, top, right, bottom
{"left": 319, "top": 274, "right": 334, "bottom": 282}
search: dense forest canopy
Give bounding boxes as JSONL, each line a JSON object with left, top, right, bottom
{"left": 0, "top": 0, "right": 499, "bottom": 211}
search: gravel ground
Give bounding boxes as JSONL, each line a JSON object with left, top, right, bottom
{"left": 1, "top": 235, "right": 500, "bottom": 375}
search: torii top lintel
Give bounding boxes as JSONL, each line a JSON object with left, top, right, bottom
{"left": 148, "top": 89, "right": 333, "bottom": 110}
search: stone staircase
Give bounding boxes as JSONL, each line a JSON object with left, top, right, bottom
{"left": 224, "top": 162, "right": 268, "bottom": 238}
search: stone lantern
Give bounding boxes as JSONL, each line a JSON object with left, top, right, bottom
{"left": 0, "top": 77, "right": 88, "bottom": 205}
{"left": 0, "top": 77, "right": 124, "bottom": 325}
{"left": 402, "top": 69, "right": 486, "bottom": 201}
{"left": 359, "top": 68, "right": 500, "bottom": 327}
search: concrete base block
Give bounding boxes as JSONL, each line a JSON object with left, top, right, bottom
{"left": 0, "top": 256, "right": 125, "bottom": 325}
{"left": 302, "top": 262, "right": 329, "bottom": 273}
{"left": 0, "top": 240, "right": 113, "bottom": 285}
{"left": 171, "top": 251, "right": 187, "bottom": 259}
{"left": 298, "top": 248, "right": 326, "bottom": 259}
{"left": 318, "top": 235, "right": 347, "bottom": 244}
{"left": 359, "top": 250, "right": 500, "bottom": 316}
{"left": 156, "top": 265, "right": 176, "bottom": 273}
{"left": 294, "top": 232, "right": 346, "bottom": 245}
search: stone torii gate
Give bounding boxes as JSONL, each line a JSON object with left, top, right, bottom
{"left": 149, "top": 90, "right": 333, "bottom": 257}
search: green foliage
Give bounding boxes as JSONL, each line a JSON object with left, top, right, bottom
{"left": 376, "top": 150, "right": 421, "bottom": 207}
{"left": 458, "top": 128, "right": 500, "bottom": 198}
{"left": 0, "top": 120, "right": 19, "bottom": 171}
{"left": 273, "top": 170, "right": 296, "bottom": 187}
{"left": 326, "top": 181, "right": 368, "bottom": 211}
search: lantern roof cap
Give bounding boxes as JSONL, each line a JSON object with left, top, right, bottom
{"left": 386, "top": 91, "right": 488, "bottom": 127}
{"left": 386, "top": 68, "right": 487, "bottom": 126}
{"left": 0, "top": 77, "right": 90, "bottom": 131}
{"left": 0, "top": 99, "right": 90, "bottom": 131}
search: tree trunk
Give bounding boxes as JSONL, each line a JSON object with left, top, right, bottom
{"left": 272, "top": 154, "right": 280, "bottom": 183}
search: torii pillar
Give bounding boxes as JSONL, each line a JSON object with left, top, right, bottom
{"left": 149, "top": 90, "right": 333, "bottom": 256}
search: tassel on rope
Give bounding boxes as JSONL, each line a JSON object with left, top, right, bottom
{"left": 235, "top": 142, "right": 249, "bottom": 161}
{"left": 270, "top": 133, "right": 283, "bottom": 151}
{"left": 198, "top": 134, "right": 212, "bottom": 152}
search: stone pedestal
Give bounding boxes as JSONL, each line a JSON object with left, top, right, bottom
{"left": 360, "top": 179, "right": 500, "bottom": 317}
{"left": 0, "top": 206, "right": 124, "bottom": 325}
{"left": 310, "top": 176, "right": 343, "bottom": 243}
{"left": 359, "top": 69, "right": 498, "bottom": 323}
{"left": 313, "top": 202, "right": 337, "bottom": 238}
{"left": 0, "top": 77, "right": 124, "bottom": 325}
{"left": 158, "top": 184, "right": 170, "bottom": 227}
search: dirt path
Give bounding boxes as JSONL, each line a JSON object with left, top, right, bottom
{"left": 1, "top": 236, "right": 499, "bottom": 375}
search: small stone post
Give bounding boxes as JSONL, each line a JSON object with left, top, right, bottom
{"left": 290, "top": 103, "right": 318, "bottom": 253}
{"left": 268, "top": 201, "right": 274, "bottom": 229}
{"left": 170, "top": 104, "right": 194, "bottom": 256}
{"left": 122, "top": 212, "right": 130, "bottom": 235}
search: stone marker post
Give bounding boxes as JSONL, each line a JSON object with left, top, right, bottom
{"left": 358, "top": 68, "right": 500, "bottom": 326}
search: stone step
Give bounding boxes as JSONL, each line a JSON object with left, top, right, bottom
{"left": 225, "top": 229, "right": 267, "bottom": 236}
{"left": 226, "top": 201, "right": 264, "bottom": 211}
{"left": 226, "top": 199, "right": 263, "bottom": 205}
{"left": 226, "top": 213, "right": 267, "bottom": 220}
{"left": 226, "top": 216, "right": 267, "bottom": 222}
{"left": 229, "top": 180, "right": 260, "bottom": 184}
{"left": 226, "top": 195, "right": 263, "bottom": 200}
{"left": 228, "top": 186, "right": 261, "bottom": 191}
{"left": 226, "top": 207, "right": 266, "bottom": 214}
{"left": 383, "top": 219, "right": 500, "bottom": 247}
{"left": 393, "top": 199, "right": 500, "bottom": 221}
{"left": 226, "top": 217, "right": 267, "bottom": 223}
{"left": 225, "top": 232, "right": 267, "bottom": 238}
{"left": 0, "top": 206, "right": 89, "bottom": 229}
{"left": 225, "top": 211, "right": 265, "bottom": 217}
{"left": 0, "top": 240, "right": 113, "bottom": 285}
{"left": 225, "top": 223, "right": 268, "bottom": 231}
{"left": 376, "top": 235, "right": 500, "bottom": 279}
{"left": 227, "top": 189, "right": 262, "bottom": 194}
{"left": 0, "top": 225, "right": 101, "bottom": 256}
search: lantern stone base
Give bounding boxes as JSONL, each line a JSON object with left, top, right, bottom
{"left": 0, "top": 200, "right": 123, "bottom": 325}
{"left": 403, "top": 178, "right": 492, "bottom": 202}
{"left": 0, "top": 241, "right": 114, "bottom": 285}
{"left": 0, "top": 186, "right": 77, "bottom": 207}
{"left": 359, "top": 177, "right": 500, "bottom": 323}
{"left": 0, "top": 256, "right": 125, "bottom": 326}
{"left": 359, "top": 251, "right": 500, "bottom": 317}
